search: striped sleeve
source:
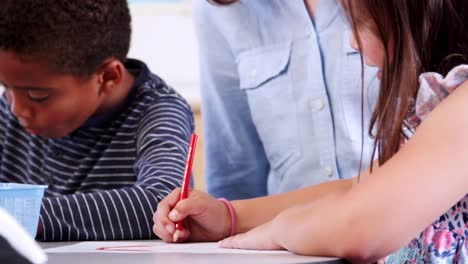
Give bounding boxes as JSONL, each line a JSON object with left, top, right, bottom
{"left": 0, "top": 96, "right": 9, "bottom": 163}
{"left": 39, "top": 96, "right": 194, "bottom": 241}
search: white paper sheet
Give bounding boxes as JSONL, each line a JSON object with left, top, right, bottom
{"left": 44, "top": 241, "right": 293, "bottom": 254}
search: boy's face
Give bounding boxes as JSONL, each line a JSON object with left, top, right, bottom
{"left": 0, "top": 51, "right": 105, "bottom": 138}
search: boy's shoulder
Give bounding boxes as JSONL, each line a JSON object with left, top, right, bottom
{"left": 125, "top": 59, "right": 194, "bottom": 134}
{"left": 127, "top": 59, "right": 191, "bottom": 111}
{"left": 126, "top": 59, "right": 194, "bottom": 143}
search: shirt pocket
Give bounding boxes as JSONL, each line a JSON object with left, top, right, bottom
{"left": 236, "top": 42, "right": 300, "bottom": 172}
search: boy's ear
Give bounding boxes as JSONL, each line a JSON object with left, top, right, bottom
{"left": 98, "top": 58, "right": 124, "bottom": 94}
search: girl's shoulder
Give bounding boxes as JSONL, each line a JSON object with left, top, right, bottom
{"left": 402, "top": 65, "right": 468, "bottom": 140}
{"left": 416, "top": 65, "right": 468, "bottom": 120}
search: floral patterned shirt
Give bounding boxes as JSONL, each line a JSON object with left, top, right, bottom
{"left": 380, "top": 65, "right": 468, "bottom": 263}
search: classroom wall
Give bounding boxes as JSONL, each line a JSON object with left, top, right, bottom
{"left": 128, "top": 0, "right": 200, "bottom": 105}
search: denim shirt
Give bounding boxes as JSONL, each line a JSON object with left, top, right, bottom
{"left": 194, "top": 0, "right": 379, "bottom": 199}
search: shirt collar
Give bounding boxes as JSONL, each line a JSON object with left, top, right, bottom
{"left": 80, "top": 58, "right": 148, "bottom": 128}
{"left": 313, "top": 0, "right": 340, "bottom": 32}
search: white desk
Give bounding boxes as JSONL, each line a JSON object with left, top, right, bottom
{"left": 40, "top": 241, "right": 347, "bottom": 264}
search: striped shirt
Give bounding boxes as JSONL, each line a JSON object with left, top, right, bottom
{"left": 0, "top": 59, "right": 194, "bottom": 241}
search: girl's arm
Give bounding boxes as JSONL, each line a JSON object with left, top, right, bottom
{"left": 267, "top": 81, "right": 468, "bottom": 262}
{"left": 154, "top": 155, "right": 377, "bottom": 242}
{"left": 231, "top": 178, "right": 354, "bottom": 234}
{"left": 154, "top": 174, "right": 359, "bottom": 242}
{"left": 231, "top": 160, "right": 379, "bottom": 234}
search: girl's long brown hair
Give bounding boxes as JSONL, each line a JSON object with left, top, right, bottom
{"left": 341, "top": 0, "right": 468, "bottom": 167}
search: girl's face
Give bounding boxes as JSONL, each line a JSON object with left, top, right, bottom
{"left": 349, "top": 28, "right": 386, "bottom": 79}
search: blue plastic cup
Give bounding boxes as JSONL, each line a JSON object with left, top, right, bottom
{"left": 0, "top": 183, "right": 47, "bottom": 238}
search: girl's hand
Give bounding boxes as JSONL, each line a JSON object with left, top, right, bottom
{"left": 218, "top": 221, "right": 283, "bottom": 250}
{"left": 152, "top": 188, "right": 231, "bottom": 242}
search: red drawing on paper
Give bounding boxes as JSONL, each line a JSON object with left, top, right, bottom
{"left": 96, "top": 245, "right": 153, "bottom": 252}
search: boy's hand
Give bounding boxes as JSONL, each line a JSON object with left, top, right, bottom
{"left": 153, "top": 188, "right": 231, "bottom": 242}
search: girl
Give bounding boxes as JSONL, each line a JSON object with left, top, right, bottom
{"left": 153, "top": 0, "right": 468, "bottom": 262}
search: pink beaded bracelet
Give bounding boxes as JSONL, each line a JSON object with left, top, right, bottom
{"left": 218, "top": 198, "right": 236, "bottom": 237}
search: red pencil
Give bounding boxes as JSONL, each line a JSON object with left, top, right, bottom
{"left": 173, "top": 133, "right": 198, "bottom": 242}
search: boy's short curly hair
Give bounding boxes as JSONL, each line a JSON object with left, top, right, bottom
{"left": 0, "top": 0, "right": 131, "bottom": 77}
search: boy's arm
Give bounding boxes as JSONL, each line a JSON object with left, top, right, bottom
{"left": 0, "top": 96, "right": 8, "bottom": 172}
{"left": 38, "top": 97, "right": 193, "bottom": 241}
{"left": 194, "top": 0, "right": 269, "bottom": 200}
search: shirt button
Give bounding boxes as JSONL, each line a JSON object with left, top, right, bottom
{"left": 311, "top": 99, "right": 324, "bottom": 111}
{"left": 249, "top": 69, "right": 257, "bottom": 80}
{"left": 324, "top": 166, "right": 334, "bottom": 177}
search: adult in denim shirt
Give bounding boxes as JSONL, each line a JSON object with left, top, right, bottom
{"left": 194, "top": 0, "right": 379, "bottom": 200}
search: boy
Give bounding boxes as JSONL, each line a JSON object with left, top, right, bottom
{"left": 0, "top": 0, "right": 193, "bottom": 241}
